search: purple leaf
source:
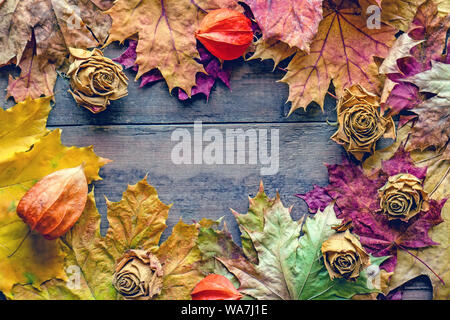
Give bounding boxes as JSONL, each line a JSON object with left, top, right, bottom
{"left": 297, "top": 149, "right": 444, "bottom": 273}
{"left": 114, "top": 40, "right": 231, "bottom": 100}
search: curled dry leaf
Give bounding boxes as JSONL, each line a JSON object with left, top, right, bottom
{"left": 0, "top": 0, "right": 113, "bottom": 102}
{"left": 331, "top": 84, "right": 396, "bottom": 161}
{"left": 191, "top": 274, "right": 243, "bottom": 300}
{"left": 195, "top": 8, "right": 253, "bottom": 61}
{"left": 68, "top": 48, "right": 129, "bottom": 113}
{"left": 112, "top": 249, "right": 164, "bottom": 300}
{"left": 16, "top": 165, "right": 88, "bottom": 240}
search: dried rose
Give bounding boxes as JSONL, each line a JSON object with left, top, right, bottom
{"left": 16, "top": 165, "right": 88, "bottom": 240}
{"left": 195, "top": 8, "right": 253, "bottom": 61}
{"left": 331, "top": 84, "right": 396, "bottom": 161}
{"left": 67, "top": 48, "right": 128, "bottom": 114}
{"left": 321, "top": 230, "right": 370, "bottom": 281}
{"left": 191, "top": 274, "right": 243, "bottom": 300}
{"left": 112, "top": 249, "right": 163, "bottom": 300}
{"left": 378, "top": 173, "right": 430, "bottom": 222}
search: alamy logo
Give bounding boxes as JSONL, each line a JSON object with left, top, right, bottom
{"left": 171, "top": 121, "right": 279, "bottom": 175}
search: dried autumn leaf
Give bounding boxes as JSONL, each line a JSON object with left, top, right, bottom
{"left": 0, "top": 0, "right": 112, "bottom": 102}
{"left": 0, "top": 97, "right": 50, "bottom": 162}
{"left": 379, "top": 33, "right": 424, "bottom": 75}
{"left": 388, "top": 199, "right": 450, "bottom": 299}
{"left": 381, "top": 0, "right": 450, "bottom": 116}
{"left": 0, "top": 98, "right": 110, "bottom": 298}
{"left": 280, "top": 0, "right": 396, "bottom": 114}
{"left": 243, "top": 0, "right": 323, "bottom": 52}
{"left": 114, "top": 41, "right": 232, "bottom": 101}
{"left": 105, "top": 0, "right": 241, "bottom": 97}
{"left": 297, "top": 148, "right": 445, "bottom": 273}
{"left": 12, "top": 178, "right": 206, "bottom": 300}
{"left": 246, "top": 38, "right": 298, "bottom": 69}
{"left": 200, "top": 184, "right": 382, "bottom": 300}
{"left": 363, "top": 123, "right": 449, "bottom": 201}
{"left": 191, "top": 274, "right": 243, "bottom": 300}
{"left": 403, "top": 62, "right": 450, "bottom": 158}
{"left": 408, "top": 0, "right": 450, "bottom": 66}
{"left": 6, "top": 39, "right": 57, "bottom": 103}
{"left": 17, "top": 165, "right": 88, "bottom": 240}
{"left": 379, "top": 0, "right": 427, "bottom": 32}
{"left": 363, "top": 127, "right": 449, "bottom": 299}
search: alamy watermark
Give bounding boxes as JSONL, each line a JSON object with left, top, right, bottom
{"left": 366, "top": 5, "right": 381, "bottom": 29}
{"left": 65, "top": 265, "right": 81, "bottom": 290}
{"left": 171, "top": 121, "right": 280, "bottom": 175}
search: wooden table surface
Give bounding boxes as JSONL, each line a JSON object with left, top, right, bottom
{"left": 0, "top": 43, "right": 432, "bottom": 300}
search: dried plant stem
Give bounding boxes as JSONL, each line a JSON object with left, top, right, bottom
{"left": 8, "top": 229, "right": 31, "bottom": 258}
{"left": 429, "top": 165, "right": 449, "bottom": 198}
{"left": 398, "top": 244, "right": 445, "bottom": 286}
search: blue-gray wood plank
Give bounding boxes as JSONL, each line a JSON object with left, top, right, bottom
{"left": 0, "top": 44, "right": 432, "bottom": 300}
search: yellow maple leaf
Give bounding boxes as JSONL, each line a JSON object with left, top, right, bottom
{"left": 11, "top": 178, "right": 206, "bottom": 300}
{"left": 0, "top": 98, "right": 110, "bottom": 298}
{"left": 0, "top": 97, "right": 51, "bottom": 162}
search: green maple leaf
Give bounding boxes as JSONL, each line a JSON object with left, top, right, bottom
{"left": 199, "top": 184, "right": 385, "bottom": 300}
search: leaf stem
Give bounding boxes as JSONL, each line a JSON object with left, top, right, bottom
{"left": 8, "top": 229, "right": 31, "bottom": 258}
{"left": 397, "top": 244, "right": 445, "bottom": 286}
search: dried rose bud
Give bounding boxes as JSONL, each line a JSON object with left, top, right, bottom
{"left": 16, "top": 165, "right": 88, "bottom": 240}
{"left": 195, "top": 8, "right": 253, "bottom": 60}
{"left": 191, "top": 274, "right": 242, "bottom": 300}
{"left": 112, "top": 249, "right": 163, "bottom": 300}
{"left": 378, "top": 173, "right": 429, "bottom": 222}
{"left": 67, "top": 48, "right": 128, "bottom": 114}
{"left": 321, "top": 230, "right": 370, "bottom": 281}
{"left": 331, "top": 84, "right": 396, "bottom": 161}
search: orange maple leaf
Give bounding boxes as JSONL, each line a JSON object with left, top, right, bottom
{"left": 281, "top": 0, "right": 396, "bottom": 115}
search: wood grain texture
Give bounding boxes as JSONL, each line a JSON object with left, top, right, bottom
{"left": 0, "top": 42, "right": 432, "bottom": 299}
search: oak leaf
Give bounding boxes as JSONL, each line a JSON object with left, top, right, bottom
{"left": 280, "top": 0, "right": 396, "bottom": 114}
{"left": 105, "top": 0, "right": 241, "bottom": 97}
{"left": 0, "top": 97, "right": 110, "bottom": 298}
{"left": 243, "top": 0, "right": 323, "bottom": 52}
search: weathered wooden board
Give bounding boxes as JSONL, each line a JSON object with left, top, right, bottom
{"left": 0, "top": 42, "right": 433, "bottom": 299}
{"left": 54, "top": 123, "right": 343, "bottom": 239}
{"left": 0, "top": 44, "right": 338, "bottom": 126}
